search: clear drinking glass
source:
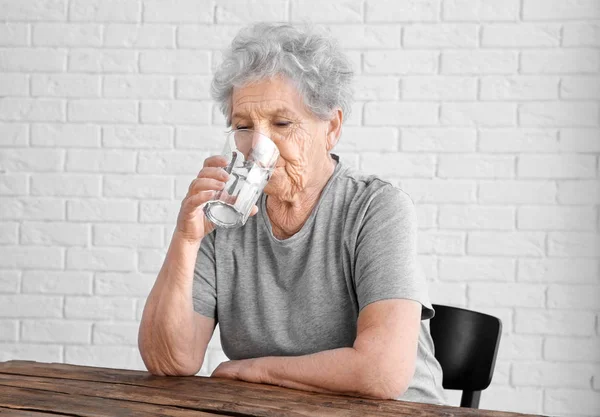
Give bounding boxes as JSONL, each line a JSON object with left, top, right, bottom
{"left": 203, "top": 129, "right": 280, "bottom": 229}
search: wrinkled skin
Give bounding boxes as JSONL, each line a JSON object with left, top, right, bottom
{"left": 230, "top": 76, "right": 343, "bottom": 239}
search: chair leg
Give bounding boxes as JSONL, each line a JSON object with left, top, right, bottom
{"left": 460, "top": 390, "right": 481, "bottom": 408}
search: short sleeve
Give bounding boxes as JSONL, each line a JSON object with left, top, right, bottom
{"left": 354, "top": 185, "right": 433, "bottom": 320}
{"left": 192, "top": 231, "right": 218, "bottom": 320}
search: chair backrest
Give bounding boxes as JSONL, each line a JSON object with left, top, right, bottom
{"left": 429, "top": 304, "right": 502, "bottom": 408}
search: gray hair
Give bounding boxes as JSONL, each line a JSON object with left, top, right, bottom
{"left": 211, "top": 23, "right": 354, "bottom": 126}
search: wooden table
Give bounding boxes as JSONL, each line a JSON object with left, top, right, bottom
{"left": 0, "top": 361, "right": 544, "bottom": 417}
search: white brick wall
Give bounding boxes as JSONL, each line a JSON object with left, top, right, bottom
{"left": 0, "top": 1, "right": 598, "bottom": 416}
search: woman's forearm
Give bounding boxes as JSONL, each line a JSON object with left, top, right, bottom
{"left": 138, "top": 230, "right": 210, "bottom": 376}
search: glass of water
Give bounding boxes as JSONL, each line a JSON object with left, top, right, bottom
{"left": 203, "top": 129, "right": 280, "bottom": 229}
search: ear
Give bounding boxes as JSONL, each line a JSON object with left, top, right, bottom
{"left": 325, "top": 108, "right": 343, "bottom": 151}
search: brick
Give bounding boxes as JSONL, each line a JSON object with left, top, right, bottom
{"left": 22, "top": 320, "right": 91, "bottom": 343}
{"left": 418, "top": 231, "right": 464, "bottom": 255}
{"left": 67, "top": 248, "right": 136, "bottom": 271}
{"left": 399, "top": 179, "right": 476, "bottom": 203}
{"left": 361, "top": 153, "right": 435, "bottom": 178}
{"left": 337, "top": 127, "right": 398, "bottom": 152}
{"left": 138, "top": 151, "right": 208, "bottom": 175}
{"left": 0, "top": 222, "right": 18, "bottom": 245}
{"left": 65, "top": 296, "right": 135, "bottom": 320}
{"left": 0, "top": 23, "right": 29, "bottom": 46}
{"left": 0, "top": 149, "right": 63, "bottom": 172}
{"left": 548, "top": 232, "right": 600, "bottom": 257}
{"left": 479, "top": 129, "right": 558, "bottom": 152}
{"left": 558, "top": 180, "right": 600, "bottom": 204}
{"left": 211, "top": 103, "right": 227, "bottom": 126}
{"left": 93, "top": 323, "right": 139, "bottom": 345}
{"left": 429, "top": 282, "right": 466, "bottom": 306}
{"left": 482, "top": 24, "right": 560, "bottom": 47}
{"left": 563, "top": 22, "right": 600, "bottom": 47}
{"left": 518, "top": 206, "right": 596, "bottom": 231}
{"left": 0, "top": 344, "right": 62, "bottom": 362}
{"left": 141, "top": 101, "right": 211, "bottom": 125}
{"left": 523, "top": 0, "right": 600, "bottom": 20}
{"left": 95, "top": 272, "right": 155, "bottom": 296}
{"left": 548, "top": 284, "right": 600, "bottom": 310}
{"left": 291, "top": 0, "right": 362, "bottom": 22}
{"left": 33, "top": 23, "right": 101, "bottom": 46}
{"left": 520, "top": 102, "right": 598, "bottom": 127}
{"left": 479, "top": 181, "right": 557, "bottom": 205}
{"left": 516, "top": 310, "right": 595, "bottom": 336}
{"left": 104, "top": 175, "right": 172, "bottom": 199}
{"left": 138, "top": 248, "right": 167, "bottom": 272}
{"left": 0, "top": 198, "right": 64, "bottom": 221}
{"left": 68, "top": 100, "right": 137, "bottom": 123}
{"left": 439, "top": 205, "right": 514, "bottom": 229}
{"left": 364, "top": 51, "right": 438, "bottom": 74}
{"left": 366, "top": 0, "right": 439, "bottom": 22}
{"left": 144, "top": 0, "right": 213, "bottom": 22}
{"left": 545, "top": 389, "right": 600, "bottom": 416}
{"left": 344, "top": 102, "right": 363, "bottom": 126}
{"left": 69, "top": 0, "right": 140, "bottom": 21}
{"left": 439, "top": 257, "right": 515, "bottom": 282}
{"left": 404, "top": 24, "right": 477, "bottom": 48}
{"left": 215, "top": 0, "right": 287, "bottom": 23}
{"left": 31, "top": 123, "right": 100, "bottom": 148}
{"left": 353, "top": 76, "right": 399, "bottom": 100}
{"left": 175, "top": 126, "right": 235, "bottom": 150}
{"left": 522, "top": 49, "right": 600, "bottom": 74}
{"left": 176, "top": 76, "right": 211, "bottom": 100}
{"left": 69, "top": 49, "right": 137, "bottom": 73}
{"left": 32, "top": 74, "right": 100, "bottom": 98}
{"left": 415, "top": 205, "right": 437, "bottom": 229}
{"left": 438, "top": 155, "right": 514, "bottom": 178}
{"left": 103, "top": 75, "right": 172, "bottom": 99}
{"left": 365, "top": 102, "right": 438, "bottom": 126}
{"left": 20, "top": 221, "right": 89, "bottom": 246}
{"left": 22, "top": 270, "right": 92, "bottom": 294}
{"left": 178, "top": 25, "right": 241, "bottom": 49}
{"left": 468, "top": 283, "right": 545, "bottom": 308}
{"left": 519, "top": 259, "right": 599, "bottom": 283}
{"left": 418, "top": 254, "right": 437, "bottom": 280}
{"left": 67, "top": 149, "right": 136, "bottom": 173}
{"left": 560, "top": 76, "right": 600, "bottom": 100}
{"left": 468, "top": 232, "right": 545, "bottom": 256}
{"left": 518, "top": 155, "right": 596, "bottom": 179}
{"left": 0, "top": 98, "right": 64, "bottom": 122}
{"left": 481, "top": 76, "right": 559, "bottom": 101}
{"left": 0, "top": 271, "right": 20, "bottom": 293}
{"left": 443, "top": 0, "right": 519, "bottom": 21}
{"left": 481, "top": 388, "right": 543, "bottom": 414}
{"left": 0, "top": 48, "right": 66, "bottom": 72}
{"left": 0, "top": 123, "right": 28, "bottom": 147}
{"left": 328, "top": 25, "right": 401, "bottom": 49}
{"left": 0, "top": 295, "right": 62, "bottom": 318}
{"left": 93, "top": 224, "right": 163, "bottom": 248}
{"left": 442, "top": 51, "right": 518, "bottom": 74}
{"left": 496, "top": 334, "right": 542, "bottom": 360}
{"left": 0, "top": 320, "right": 18, "bottom": 341}
{"left": 140, "top": 200, "right": 180, "bottom": 223}
{"left": 0, "top": 0, "right": 67, "bottom": 20}
{"left": 103, "top": 126, "right": 172, "bottom": 149}
{"left": 65, "top": 345, "right": 144, "bottom": 369}
{"left": 104, "top": 24, "right": 174, "bottom": 48}
{"left": 402, "top": 128, "right": 476, "bottom": 152}
{"left": 441, "top": 103, "right": 516, "bottom": 127}
{"left": 67, "top": 199, "right": 137, "bottom": 222}
{"left": 0, "top": 74, "right": 29, "bottom": 96}
{"left": 544, "top": 337, "right": 600, "bottom": 362}
{"left": 0, "top": 173, "right": 27, "bottom": 195}
{"left": 402, "top": 76, "right": 476, "bottom": 100}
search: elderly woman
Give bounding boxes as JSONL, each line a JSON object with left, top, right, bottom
{"left": 139, "top": 23, "right": 445, "bottom": 404}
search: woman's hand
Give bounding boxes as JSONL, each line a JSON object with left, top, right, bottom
{"left": 176, "top": 155, "right": 230, "bottom": 243}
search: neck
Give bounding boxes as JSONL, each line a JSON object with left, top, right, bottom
{"left": 266, "top": 157, "right": 336, "bottom": 240}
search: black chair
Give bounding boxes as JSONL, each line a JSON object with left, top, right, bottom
{"left": 429, "top": 304, "right": 502, "bottom": 409}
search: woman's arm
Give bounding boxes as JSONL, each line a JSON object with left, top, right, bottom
{"left": 212, "top": 298, "right": 421, "bottom": 399}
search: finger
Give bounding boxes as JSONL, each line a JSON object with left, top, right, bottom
{"left": 249, "top": 205, "right": 259, "bottom": 217}
{"left": 187, "top": 177, "right": 225, "bottom": 195}
{"left": 203, "top": 155, "right": 229, "bottom": 168}
{"left": 182, "top": 190, "right": 216, "bottom": 211}
{"left": 196, "top": 166, "right": 230, "bottom": 182}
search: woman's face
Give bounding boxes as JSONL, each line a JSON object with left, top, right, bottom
{"left": 230, "top": 76, "right": 340, "bottom": 202}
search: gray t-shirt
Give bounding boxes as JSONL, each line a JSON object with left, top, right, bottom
{"left": 193, "top": 155, "right": 446, "bottom": 404}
